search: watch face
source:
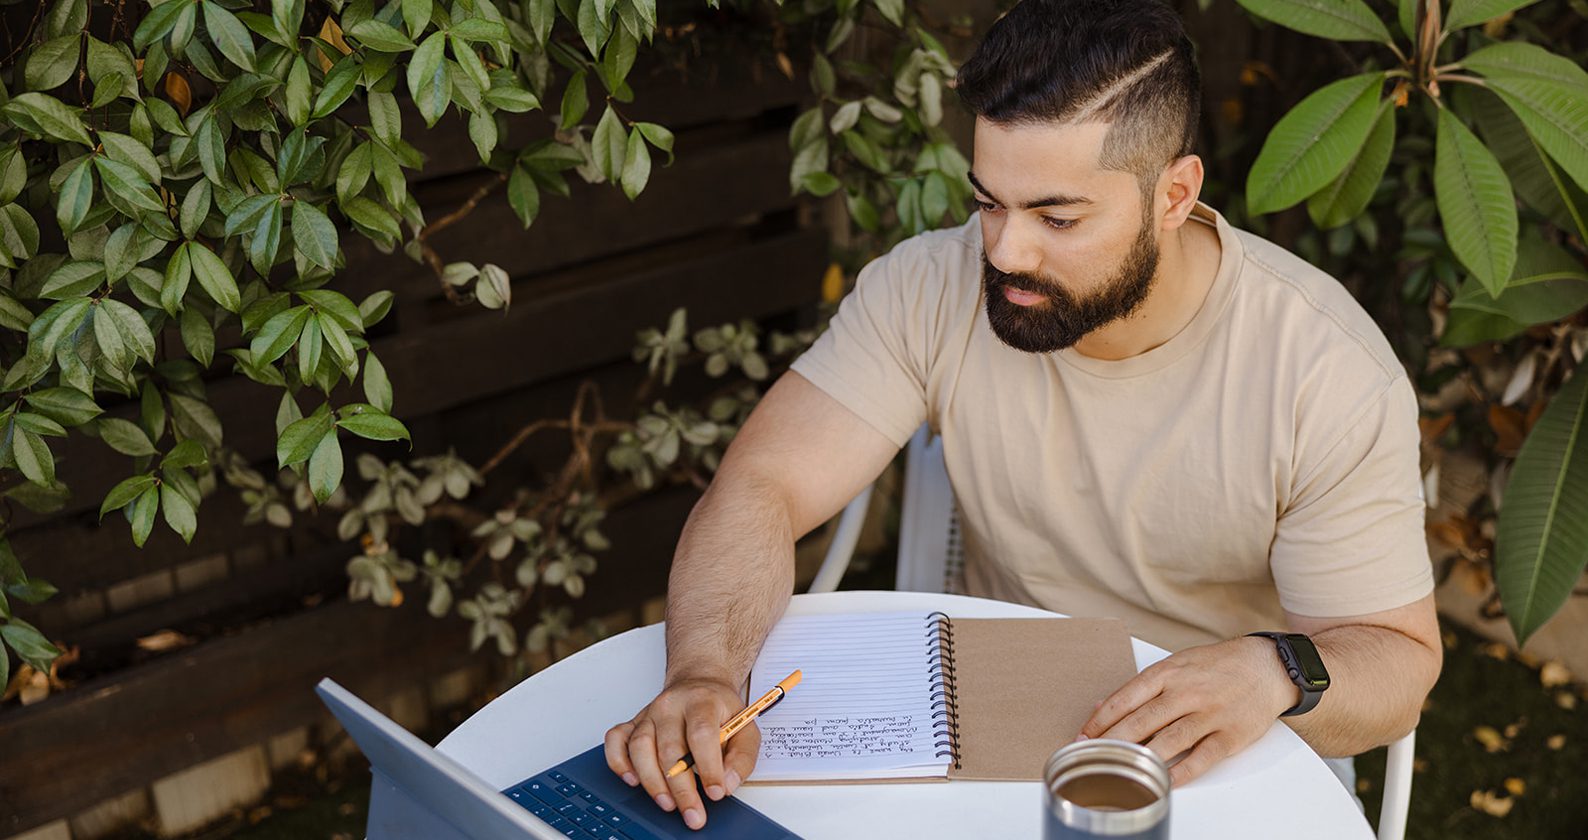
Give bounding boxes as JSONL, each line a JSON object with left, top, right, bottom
{"left": 1286, "top": 634, "right": 1331, "bottom": 688}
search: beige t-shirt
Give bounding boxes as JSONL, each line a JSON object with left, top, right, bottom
{"left": 791, "top": 203, "right": 1434, "bottom": 651}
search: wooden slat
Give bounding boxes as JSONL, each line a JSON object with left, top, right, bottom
{"left": 9, "top": 227, "right": 823, "bottom": 604}
{"left": 0, "top": 487, "right": 698, "bottom": 834}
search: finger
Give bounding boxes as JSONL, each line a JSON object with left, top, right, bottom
{"left": 721, "top": 721, "right": 762, "bottom": 796}
{"left": 663, "top": 735, "right": 709, "bottom": 831}
{"left": 1096, "top": 691, "right": 1185, "bottom": 745}
{"left": 1081, "top": 670, "right": 1165, "bottom": 739}
{"left": 626, "top": 720, "right": 676, "bottom": 811}
{"left": 683, "top": 707, "right": 729, "bottom": 802}
{"left": 1168, "top": 732, "right": 1233, "bottom": 788}
{"left": 1140, "top": 715, "right": 1204, "bottom": 765}
{"left": 604, "top": 723, "right": 639, "bottom": 787}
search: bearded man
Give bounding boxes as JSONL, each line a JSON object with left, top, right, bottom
{"left": 602, "top": 0, "right": 1441, "bottom": 830}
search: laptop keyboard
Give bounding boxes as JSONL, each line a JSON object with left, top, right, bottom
{"left": 505, "top": 768, "right": 661, "bottom": 840}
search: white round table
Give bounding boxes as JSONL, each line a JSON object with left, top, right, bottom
{"left": 438, "top": 591, "right": 1374, "bottom": 839}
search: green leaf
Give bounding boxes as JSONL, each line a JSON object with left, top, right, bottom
{"left": 559, "top": 70, "right": 588, "bottom": 130}
{"left": 4, "top": 92, "right": 94, "bottom": 146}
{"left": 360, "top": 290, "right": 394, "bottom": 328}
{"left": 507, "top": 165, "right": 541, "bottom": 227}
{"left": 291, "top": 200, "right": 339, "bottom": 269}
{"left": 1434, "top": 108, "right": 1517, "bottom": 298}
{"left": 318, "top": 313, "right": 357, "bottom": 374}
{"left": 168, "top": 392, "right": 223, "bottom": 448}
{"left": 161, "top": 243, "right": 192, "bottom": 315}
{"left": 874, "top": 0, "right": 905, "bottom": 26}
{"left": 161, "top": 476, "right": 198, "bottom": 542}
{"left": 1444, "top": 229, "right": 1588, "bottom": 345}
{"left": 297, "top": 313, "right": 323, "bottom": 382}
{"left": 273, "top": 0, "right": 305, "bottom": 44}
{"left": 1446, "top": 0, "right": 1542, "bottom": 32}
{"left": 93, "top": 303, "right": 131, "bottom": 372}
{"left": 26, "top": 34, "right": 81, "bottom": 91}
{"left": 1307, "top": 99, "right": 1396, "bottom": 229}
{"left": 0, "top": 205, "right": 39, "bottom": 269}
{"left": 100, "top": 473, "right": 156, "bottom": 517}
{"left": 576, "top": 0, "right": 611, "bottom": 57}
{"left": 403, "top": 0, "right": 432, "bottom": 36}
{"left": 336, "top": 143, "right": 374, "bottom": 202}
{"left": 163, "top": 439, "right": 208, "bottom": 470}
{"left": 249, "top": 201, "right": 284, "bottom": 276}
{"left": 5, "top": 577, "right": 59, "bottom": 605}
{"left": 407, "top": 32, "right": 450, "bottom": 126}
{"left": 128, "top": 485, "right": 159, "bottom": 546}
{"left": 181, "top": 307, "right": 215, "bottom": 367}
{"left": 368, "top": 90, "right": 402, "bottom": 143}
{"left": 100, "top": 417, "right": 158, "bottom": 456}
{"left": 195, "top": 112, "right": 228, "bottom": 184}
{"left": 1233, "top": 0, "right": 1392, "bottom": 42}
{"left": 312, "top": 55, "right": 362, "bottom": 118}
{"left": 40, "top": 260, "right": 104, "bottom": 299}
{"left": 337, "top": 406, "right": 410, "bottom": 442}
{"left": 363, "top": 352, "right": 393, "bottom": 412}
{"left": 484, "top": 85, "right": 540, "bottom": 113}
{"left": 0, "top": 618, "right": 60, "bottom": 674}
{"left": 468, "top": 110, "right": 498, "bottom": 162}
{"left": 451, "top": 18, "right": 509, "bottom": 41}
{"left": 592, "top": 105, "right": 626, "bottom": 182}
{"left": 202, "top": 1, "right": 257, "bottom": 71}
{"left": 187, "top": 242, "right": 241, "bottom": 312}
{"left": 285, "top": 55, "right": 311, "bottom": 126}
{"left": 99, "top": 131, "right": 161, "bottom": 183}
{"left": 1246, "top": 72, "right": 1384, "bottom": 215}
{"left": 636, "top": 122, "right": 674, "bottom": 166}
{"left": 620, "top": 127, "right": 651, "bottom": 199}
{"left": 1486, "top": 80, "right": 1588, "bottom": 197}
{"left": 308, "top": 428, "right": 342, "bottom": 503}
{"left": 1463, "top": 41, "right": 1588, "bottom": 93}
{"left": 348, "top": 19, "right": 417, "bottom": 52}
{"left": 24, "top": 387, "right": 102, "bottom": 426}
{"left": 1471, "top": 89, "right": 1587, "bottom": 240}
{"left": 278, "top": 408, "right": 333, "bottom": 468}
{"left": 251, "top": 304, "right": 311, "bottom": 365}
{"left": 1496, "top": 363, "right": 1588, "bottom": 645}
{"left": 1, "top": 146, "right": 28, "bottom": 206}
{"left": 55, "top": 158, "right": 94, "bottom": 234}
{"left": 134, "top": 0, "right": 187, "bottom": 51}
{"left": 95, "top": 157, "right": 165, "bottom": 214}
{"left": 299, "top": 289, "right": 363, "bottom": 331}
{"left": 10, "top": 427, "right": 55, "bottom": 485}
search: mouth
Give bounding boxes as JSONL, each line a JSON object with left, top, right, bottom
{"left": 1002, "top": 286, "right": 1048, "bottom": 307}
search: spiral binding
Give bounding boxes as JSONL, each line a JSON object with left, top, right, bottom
{"left": 924, "top": 610, "right": 961, "bottom": 768}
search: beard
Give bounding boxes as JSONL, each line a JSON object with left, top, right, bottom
{"left": 982, "top": 221, "right": 1160, "bottom": 354}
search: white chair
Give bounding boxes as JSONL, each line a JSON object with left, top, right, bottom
{"left": 808, "top": 425, "right": 1416, "bottom": 840}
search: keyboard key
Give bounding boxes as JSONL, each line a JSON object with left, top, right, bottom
{"left": 580, "top": 790, "right": 599, "bottom": 803}
{"left": 588, "top": 802, "right": 613, "bottom": 817}
{"left": 611, "top": 819, "right": 659, "bottom": 840}
{"left": 549, "top": 770, "right": 571, "bottom": 783}
{"left": 557, "top": 802, "right": 580, "bottom": 816}
{"left": 525, "top": 781, "right": 563, "bottom": 807}
{"left": 557, "top": 782, "right": 584, "bottom": 797}
{"left": 601, "top": 812, "right": 632, "bottom": 828}
{"left": 506, "top": 788, "right": 532, "bottom": 807}
{"left": 531, "top": 803, "right": 553, "bottom": 820}
{"left": 571, "top": 813, "right": 596, "bottom": 827}
{"left": 591, "top": 831, "right": 628, "bottom": 840}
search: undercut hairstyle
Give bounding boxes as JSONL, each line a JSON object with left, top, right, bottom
{"left": 956, "top": 0, "right": 1201, "bottom": 200}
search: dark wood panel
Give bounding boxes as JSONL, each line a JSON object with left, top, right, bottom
{"left": 0, "top": 486, "right": 699, "bottom": 834}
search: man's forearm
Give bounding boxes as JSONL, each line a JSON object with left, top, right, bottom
{"left": 1281, "top": 624, "right": 1442, "bottom": 757}
{"left": 662, "top": 465, "right": 797, "bottom": 690}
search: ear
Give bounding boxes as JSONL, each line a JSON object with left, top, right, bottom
{"left": 1154, "top": 154, "right": 1204, "bottom": 232}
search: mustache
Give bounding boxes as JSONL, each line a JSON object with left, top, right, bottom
{"left": 981, "top": 258, "right": 1068, "bottom": 298}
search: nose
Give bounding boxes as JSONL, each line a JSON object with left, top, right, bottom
{"left": 984, "top": 218, "right": 1042, "bottom": 276}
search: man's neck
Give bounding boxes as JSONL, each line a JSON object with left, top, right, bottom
{"left": 1071, "top": 216, "right": 1223, "bottom": 362}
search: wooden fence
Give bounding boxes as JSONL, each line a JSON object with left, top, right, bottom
{"left": 1, "top": 53, "right": 825, "bottom": 839}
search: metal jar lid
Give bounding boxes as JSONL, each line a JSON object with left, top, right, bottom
{"left": 1044, "top": 739, "right": 1171, "bottom": 836}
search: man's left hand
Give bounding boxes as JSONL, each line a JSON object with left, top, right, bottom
{"left": 1077, "top": 636, "right": 1299, "bottom": 786}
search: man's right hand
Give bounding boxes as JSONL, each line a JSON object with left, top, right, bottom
{"left": 603, "top": 677, "right": 761, "bottom": 831}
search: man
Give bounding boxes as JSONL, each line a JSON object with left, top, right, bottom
{"left": 604, "top": 0, "right": 1442, "bottom": 830}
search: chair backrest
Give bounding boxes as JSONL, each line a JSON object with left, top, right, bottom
{"left": 894, "top": 426, "right": 963, "bottom": 594}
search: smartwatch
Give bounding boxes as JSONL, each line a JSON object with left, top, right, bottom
{"left": 1247, "top": 632, "right": 1330, "bottom": 716}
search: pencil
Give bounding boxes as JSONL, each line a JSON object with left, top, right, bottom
{"left": 665, "top": 669, "right": 802, "bottom": 779}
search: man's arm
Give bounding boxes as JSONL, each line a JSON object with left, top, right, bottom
{"left": 603, "top": 372, "right": 900, "bottom": 829}
{"left": 1078, "top": 593, "right": 1441, "bottom": 786}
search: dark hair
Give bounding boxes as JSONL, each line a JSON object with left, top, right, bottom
{"left": 956, "top": 0, "right": 1201, "bottom": 197}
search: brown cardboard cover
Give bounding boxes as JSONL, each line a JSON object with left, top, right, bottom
{"left": 947, "top": 617, "right": 1138, "bottom": 781}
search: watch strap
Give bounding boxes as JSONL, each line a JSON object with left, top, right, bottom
{"left": 1247, "top": 632, "right": 1326, "bottom": 717}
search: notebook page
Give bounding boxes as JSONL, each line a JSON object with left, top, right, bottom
{"left": 746, "top": 612, "right": 952, "bottom": 782}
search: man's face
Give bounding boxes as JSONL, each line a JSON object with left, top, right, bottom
{"left": 971, "top": 119, "right": 1161, "bottom": 354}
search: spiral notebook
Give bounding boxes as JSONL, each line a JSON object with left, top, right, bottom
{"left": 745, "top": 611, "right": 1138, "bottom": 782}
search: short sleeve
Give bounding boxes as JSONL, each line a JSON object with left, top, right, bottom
{"left": 1270, "top": 376, "right": 1434, "bottom": 618}
{"left": 789, "top": 244, "right": 937, "bottom": 448}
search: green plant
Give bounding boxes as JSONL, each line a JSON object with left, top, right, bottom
{"left": 1234, "top": 0, "right": 1588, "bottom": 644}
{"left": 0, "top": 0, "right": 968, "bottom": 692}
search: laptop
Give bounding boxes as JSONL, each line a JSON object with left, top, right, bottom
{"left": 315, "top": 678, "right": 801, "bottom": 840}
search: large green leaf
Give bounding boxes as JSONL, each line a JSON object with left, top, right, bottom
{"left": 1443, "top": 231, "right": 1588, "bottom": 346}
{"left": 1485, "top": 79, "right": 1588, "bottom": 197}
{"left": 1434, "top": 108, "right": 1517, "bottom": 297}
{"left": 1470, "top": 88, "right": 1588, "bottom": 239}
{"left": 308, "top": 427, "right": 343, "bottom": 502}
{"left": 291, "top": 200, "right": 338, "bottom": 269}
{"left": 1307, "top": 99, "right": 1396, "bottom": 229}
{"left": 26, "top": 34, "right": 81, "bottom": 91}
{"left": 1234, "top": 0, "right": 1391, "bottom": 42}
{"left": 407, "top": 32, "right": 449, "bottom": 127}
{"left": 1445, "top": 0, "right": 1542, "bottom": 32}
{"left": 1463, "top": 42, "right": 1588, "bottom": 93}
{"left": 202, "top": 0, "right": 257, "bottom": 71}
{"left": 1496, "top": 364, "right": 1588, "bottom": 645}
{"left": 1247, "top": 72, "right": 1384, "bottom": 214}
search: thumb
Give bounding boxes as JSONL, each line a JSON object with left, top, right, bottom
{"left": 721, "top": 721, "right": 761, "bottom": 796}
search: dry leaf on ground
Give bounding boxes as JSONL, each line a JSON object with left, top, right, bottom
{"left": 1540, "top": 661, "right": 1572, "bottom": 688}
{"left": 1473, "top": 725, "right": 1508, "bottom": 752}
{"left": 1471, "top": 790, "right": 1516, "bottom": 817}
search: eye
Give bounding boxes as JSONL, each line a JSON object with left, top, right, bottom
{"left": 973, "top": 199, "right": 1002, "bottom": 214}
{"left": 1042, "top": 217, "right": 1078, "bottom": 231}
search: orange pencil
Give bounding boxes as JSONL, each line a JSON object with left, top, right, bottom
{"left": 665, "top": 669, "right": 802, "bottom": 779}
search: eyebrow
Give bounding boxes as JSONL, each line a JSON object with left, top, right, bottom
{"left": 967, "top": 171, "right": 1093, "bottom": 209}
